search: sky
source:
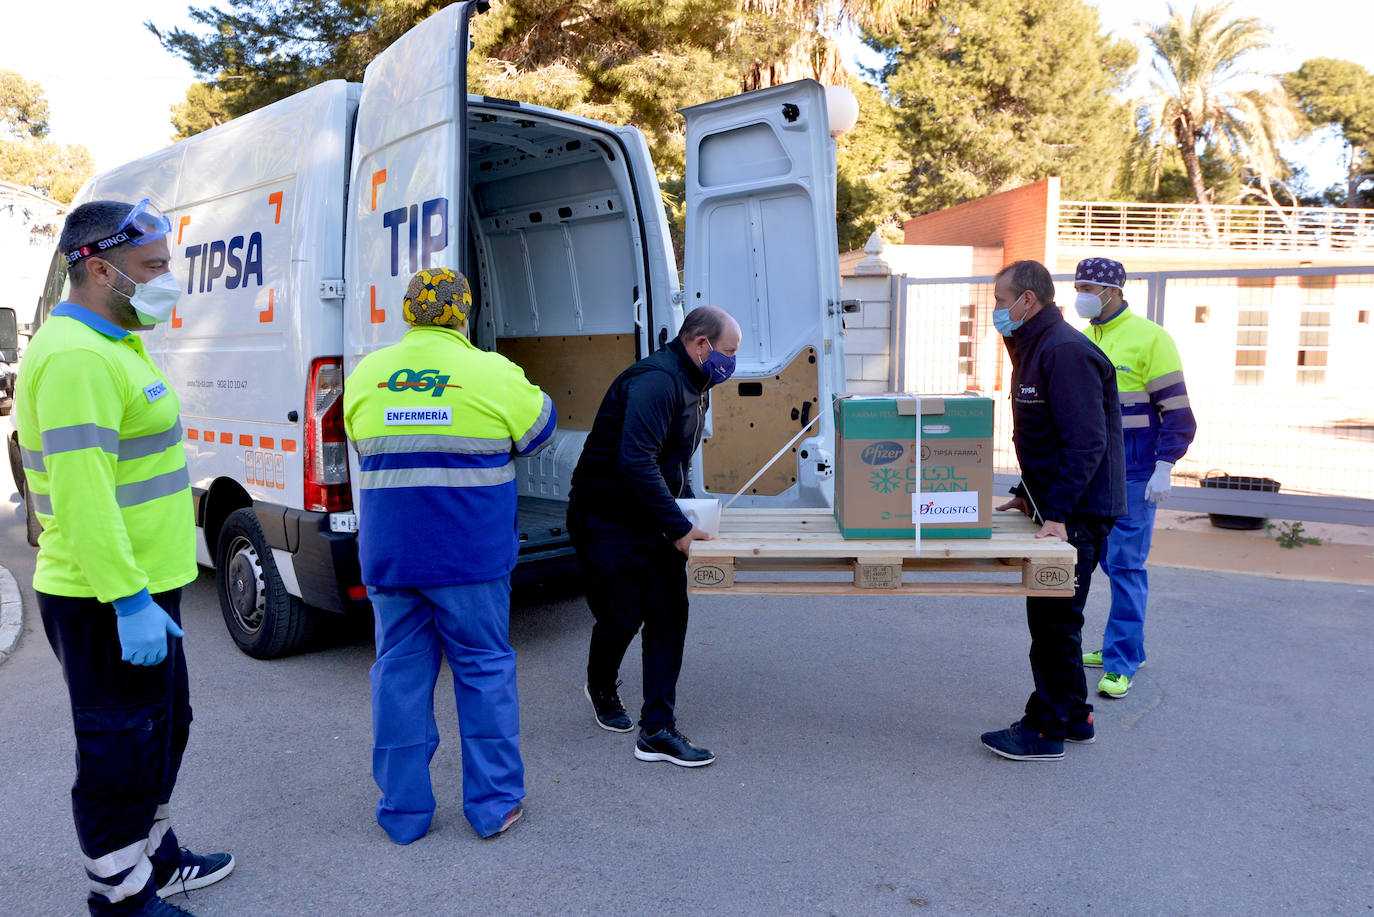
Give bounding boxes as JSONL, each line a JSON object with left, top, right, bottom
{"left": 2, "top": 0, "right": 1372, "bottom": 194}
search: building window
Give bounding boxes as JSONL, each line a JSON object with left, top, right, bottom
{"left": 1235, "top": 308, "right": 1268, "bottom": 384}
{"left": 1195, "top": 306, "right": 1209, "bottom": 323}
{"left": 1296, "top": 308, "right": 1330, "bottom": 387}
{"left": 1359, "top": 310, "right": 1369, "bottom": 324}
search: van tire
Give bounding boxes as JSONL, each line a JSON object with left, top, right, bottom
{"left": 24, "top": 485, "right": 41, "bottom": 547}
{"left": 215, "top": 507, "right": 313, "bottom": 658}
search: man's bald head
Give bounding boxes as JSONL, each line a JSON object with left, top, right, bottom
{"left": 679, "top": 305, "right": 739, "bottom": 348}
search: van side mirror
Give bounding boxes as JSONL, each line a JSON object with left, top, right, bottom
{"left": 0, "top": 308, "right": 17, "bottom": 363}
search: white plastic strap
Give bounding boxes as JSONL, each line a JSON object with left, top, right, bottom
{"left": 723, "top": 413, "right": 821, "bottom": 510}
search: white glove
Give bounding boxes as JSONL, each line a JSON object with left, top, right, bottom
{"left": 1144, "top": 460, "right": 1174, "bottom": 503}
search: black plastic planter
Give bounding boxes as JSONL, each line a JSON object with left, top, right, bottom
{"left": 1198, "top": 472, "right": 1281, "bottom": 530}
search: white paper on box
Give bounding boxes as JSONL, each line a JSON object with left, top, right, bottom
{"left": 912, "top": 490, "right": 982, "bottom": 555}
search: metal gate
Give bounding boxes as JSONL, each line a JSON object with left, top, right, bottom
{"left": 894, "top": 266, "right": 1374, "bottom": 526}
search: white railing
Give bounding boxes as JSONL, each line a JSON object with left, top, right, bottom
{"left": 1059, "top": 200, "right": 1374, "bottom": 252}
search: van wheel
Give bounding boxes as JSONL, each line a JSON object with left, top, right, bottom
{"left": 215, "top": 507, "right": 313, "bottom": 658}
{"left": 23, "top": 485, "right": 41, "bottom": 547}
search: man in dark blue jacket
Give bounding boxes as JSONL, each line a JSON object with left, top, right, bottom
{"left": 982, "top": 260, "right": 1126, "bottom": 761}
{"left": 569, "top": 305, "right": 741, "bottom": 767}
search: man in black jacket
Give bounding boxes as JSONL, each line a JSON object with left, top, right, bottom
{"left": 569, "top": 305, "right": 741, "bottom": 767}
{"left": 982, "top": 260, "right": 1126, "bottom": 761}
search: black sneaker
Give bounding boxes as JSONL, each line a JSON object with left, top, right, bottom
{"left": 135, "top": 896, "right": 197, "bottom": 915}
{"left": 157, "top": 847, "right": 235, "bottom": 898}
{"left": 980, "top": 722, "right": 1065, "bottom": 761}
{"left": 634, "top": 726, "right": 716, "bottom": 767}
{"left": 584, "top": 681, "right": 633, "bottom": 732}
{"left": 1066, "top": 714, "right": 1096, "bottom": 745}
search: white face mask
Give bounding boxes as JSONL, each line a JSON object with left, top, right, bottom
{"left": 1074, "top": 288, "right": 1110, "bottom": 320}
{"left": 110, "top": 265, "right": 182, "bottom": 325}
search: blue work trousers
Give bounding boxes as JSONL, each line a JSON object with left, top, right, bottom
{"left": 38, "top": 590, "right": 190, "bottom": 916}
{"left": 367, "top": 578, "right": 524, "bottom": 842}
{"left": 1098, "top": 477, "right": 1156, "bottom": 678}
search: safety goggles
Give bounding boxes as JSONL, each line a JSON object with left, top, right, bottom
{"left": 63, "top": 199, "right": 173, "bottom": 266}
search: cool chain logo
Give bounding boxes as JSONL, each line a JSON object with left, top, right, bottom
{"left": 860, "top": 441, "right": 905, "bottom": 466}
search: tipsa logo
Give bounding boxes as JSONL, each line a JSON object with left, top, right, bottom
{"left": 379, "top": 368, "right": 462, "bottom": 397}
{"left": 861, "top": 441, "right": 905, "bottom": 466}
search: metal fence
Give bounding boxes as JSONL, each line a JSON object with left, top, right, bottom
{"left": 1059, "top": 200, "right": 1374, "bottom": 252}
{"left": 894, "top": 266, "right": 1374, "bottom": 526}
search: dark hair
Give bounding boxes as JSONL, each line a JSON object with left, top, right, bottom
{"left": 60, "top": 200, "right": 135, "bottom": 286}
{"left": 996, "top": 260, "right": 1055, "bottom": 308}
{"left": 678, "top": 305, "right": 730, "bottom": 345}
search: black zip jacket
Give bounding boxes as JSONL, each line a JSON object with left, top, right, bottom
{"left": 1005, "top": 305, "right": 1126, "bottom": 524}
{"left": 569, "top": 338, "right": 709, "bottom": 540}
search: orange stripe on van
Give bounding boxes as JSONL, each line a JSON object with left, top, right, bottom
{"left": 260, "top": 437, "right": 275, "bottom": 450}
{"left": 268, "top": 191, "right": 283, "bottom": 224}
{"left": 203, "top": 430, "right": 214, "bottom": 441}
{"left": 177, "top": 215, "right": 190, "bottom": 244}
{"left": 281, "top": 439, "right": 298, "bottom": 453}
{"left": 187, "top": 429, "right": 199, "bottom": 441}
{"left": 370, "top": 285, "right": 385, "bottom": 324}
{"left": 239, "top": 434, "right": 253, "bottom": 446}
{"left": 220, "top": 432, "right": 232, "bottom": 444}
{"left": 371, "top": 169, "right": 387, "bottom": 211}
{"left": 259, "top": 288, "right": 274, "bottom": 324}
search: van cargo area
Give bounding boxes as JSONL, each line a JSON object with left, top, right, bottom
{"left": 461, "top": 103, "right": 654, "bottom": 578}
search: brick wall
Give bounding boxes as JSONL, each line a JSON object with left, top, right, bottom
{"left": 903, "top": 178, "right": 1059, "bottom": 269}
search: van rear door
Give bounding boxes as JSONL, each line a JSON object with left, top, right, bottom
{"left": 680, "top": 80, "right": 845, "bottom": 509}
{"left": 343, "top": 3, "right": 479, "bottom": 511}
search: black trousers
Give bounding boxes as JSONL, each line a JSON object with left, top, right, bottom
{"left": 569, "top": 508, "right": 689, "bottom": 732}
{"left": 38, "top": 590, "right": 191, "bottom": 916}
{"left": 1021, "top": 515, "right": 1114, "bottom": 740}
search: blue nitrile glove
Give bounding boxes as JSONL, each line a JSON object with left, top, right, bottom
{"left": 1144, "top": 460, "right": 1174, "bottom": 504}
{"left": 113, "top": 590, "right": 184, "bottom": 666}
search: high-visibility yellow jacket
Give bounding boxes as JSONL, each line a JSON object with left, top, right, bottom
{"left": 15, "top": 303, "right": 196, "bottom": 602}
{"left": 343, "top": 325, "right": 556, "bottom": 587}
{"left": 1086, "top": 305, "right": 1198, "bottom": 477}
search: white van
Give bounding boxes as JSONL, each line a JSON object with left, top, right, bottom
{"left": 13, "top": 2, "right": 847, "bottom": 657}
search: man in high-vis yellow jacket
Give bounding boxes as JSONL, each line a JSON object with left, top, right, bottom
{"left": 1073, "top": 257, "right": 1198, "bottom": 700}
{"left": 344, "top": 268, "right": 556, "bottom": 844}
{"left": 17, "top": 200, "right": 233, "bottom": 916}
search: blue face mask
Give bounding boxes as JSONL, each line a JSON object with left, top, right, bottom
{"left": 701, "top": 343, "right": 736, "bottom": 385}
{"left": 993, "top": 294, "right": 1025, "bottom": 337}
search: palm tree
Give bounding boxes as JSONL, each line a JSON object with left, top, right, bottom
{"left": 1137, "top": 2, "right": 1297, "bottom": 236}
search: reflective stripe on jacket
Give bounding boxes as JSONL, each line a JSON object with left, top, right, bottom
{"left": 1087, "top": 306, "right": 1198, "bottom": 475}
{"left": 343, "top": 325, "right": 556, "bottom": 587}
{"left": 15, "top": 303, "right": 196, "bottom": 601}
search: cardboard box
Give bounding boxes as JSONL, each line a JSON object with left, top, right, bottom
{"left": 833, "top": 393, "right": 993, "bottom": 539}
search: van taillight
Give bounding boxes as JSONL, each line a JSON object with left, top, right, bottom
{"left": 305, "top": 356, "right": 351, "bottom": 512}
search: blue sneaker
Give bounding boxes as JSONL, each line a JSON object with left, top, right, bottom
{"left": 157, "top": 847, "right": 234, "bottom": 898}
{"left": 980, "top": 721, "right": 1064, "bottom": 760}
{"left": 1066, "top": 714, "right": 1095, "bottom": 745}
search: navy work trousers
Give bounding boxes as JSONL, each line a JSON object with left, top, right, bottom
{"left": 38, "top": 590, "right": 190, "bottom": 916}
{"left": 570, "top": 509, "right": 690, "bottom": 732}
{"left": 1021, "top": 516, "right": 1114, "bottom": 740}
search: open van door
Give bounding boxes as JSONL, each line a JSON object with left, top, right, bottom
{"left": 344, "top": 2, "right": 482, "bottom": 374}
{"left": 343, "top": 1, "right": 485, "bottom": 514}
{"left": 680, "top": 80, "right": 845, "bottom": 509}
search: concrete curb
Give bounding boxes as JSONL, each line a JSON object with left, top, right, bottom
{"left": 0, "top": 564, "right": 21, "bottom": 662}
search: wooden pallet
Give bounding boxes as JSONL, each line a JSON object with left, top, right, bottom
{"left": 687, "top": 508, "right": 1077, "bottom": 596}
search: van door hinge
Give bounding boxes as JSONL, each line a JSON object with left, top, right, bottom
{"left": 320, "top": 280, "right": 346, "bottom": 300}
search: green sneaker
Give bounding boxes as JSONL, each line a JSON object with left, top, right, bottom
{"left": 1083, "top": 650, "right": 1103, "bottom": 668}
{"left": 1098, "top": 672, "right": 1131, "bottom": 698}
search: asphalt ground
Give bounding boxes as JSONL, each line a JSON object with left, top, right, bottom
{"left": 1, "top": 473, "right": 1372, "bottom": 915}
